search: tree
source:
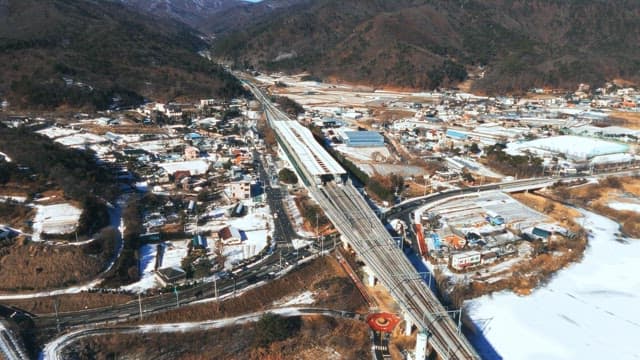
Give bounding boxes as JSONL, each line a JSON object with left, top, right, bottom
{"left": 468, "top": 142, "right": 481, "bottom": 154}
{"left": 278, "top": 168, "right": 298, "bottom": 184}
{"left": 254, "top": 313, "right": 301, "bottom": 347}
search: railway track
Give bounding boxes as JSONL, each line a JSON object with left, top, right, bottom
{"left": 243, "top": 78, "right": 480, "bottom": 359}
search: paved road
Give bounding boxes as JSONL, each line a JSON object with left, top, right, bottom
{"left": 0, "top": 320, "right": 28, "bottom": 360}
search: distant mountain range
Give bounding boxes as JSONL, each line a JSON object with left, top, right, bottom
{"left": 200, "top": 0, "right": 640, "bottom": 93}
{"left": 0, "top": 0, "right": 245, "bottom": 110}
{"left": 3, "top": 0, "right": 638, "bottom": 110}
{"left": 118, "top": 0, "right": 247, "bottom": 30}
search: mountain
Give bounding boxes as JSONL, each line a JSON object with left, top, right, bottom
{"left": 209, "top": 0, "right": 640, "bottom": 93}
{"left": 119, "top": 0, "right": 246, "bottom": 30}
{"left": 121, "top": 0, "right": 309, "bottom": 35}
{"left": 0, "top": 0, "right": 245, "bottom": 110}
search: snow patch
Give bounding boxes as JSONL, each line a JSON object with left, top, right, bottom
{"left": 273, "top": 291, "right": 316, "bottom": 307}
{"left": 32, "top": 203, "right": 82, "bottom": 241}
{"left": 608, "top": 201, "right": 640, "bottom": 213}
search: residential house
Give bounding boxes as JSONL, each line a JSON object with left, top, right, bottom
{"left": 226, "top": 181, "right": 251, "bottom": 200}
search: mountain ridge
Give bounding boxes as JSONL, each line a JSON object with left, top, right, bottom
{"left": 0, "top": 0, "right": 245, "bottom": 110}
{"left": 208, "top": 0, "right": 640, "bottom": 93}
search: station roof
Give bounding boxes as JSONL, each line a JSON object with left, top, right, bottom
{"left": 273, "top": 120, "right": 346, "bottom": 177}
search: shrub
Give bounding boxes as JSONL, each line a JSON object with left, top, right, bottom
{"left": 278, "top": 168, "right": 298, "bottom": 184}
{"left": 254, "top": 313, "right": 301, "bottom": 347}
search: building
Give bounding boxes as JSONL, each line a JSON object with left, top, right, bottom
{"left": 226, "top": 181, "right": 251, "bottom": 200}
{"left": 451, "top": 251, "right": 481, "bottom": 270}
{"left": 342, "top": 131, "right": 385, "bottom": 147}
{"left": 445, "top": 129, "right": 468, "bottom": 140}
{"left": 184, "top": 146, "right": 200, "bottom": 160}
{"left": 218, "top": 226, "right": 244, "bottom": 244}
{"left": 155, "top": 266, "right": 186, "bottom": 286}
{"left": 159, "top": 160, "right": 209, "bottom": 176}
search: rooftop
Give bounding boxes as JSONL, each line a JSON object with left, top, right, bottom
{"left": 273, "top": 120, "right": 346, "bottom": 177}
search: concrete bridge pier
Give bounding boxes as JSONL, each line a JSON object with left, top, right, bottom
{"left": 341, "top": 235, "right": 350, "bottom": 250}
{"left": 362, "top": 265, "right": 377, "bottom": 287}
{"left": 404, "top": 312, "right": 414, "bottom": 336}
{"left": 415, "top": 331, "right": 428, "bottom": 360}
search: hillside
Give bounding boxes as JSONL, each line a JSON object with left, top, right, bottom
{"left": 118, "top": 0, "right": 246, "bottom": 30}
{"left": 210, "top": 0, "right": 640, "bottom": 93}
{"left": 0, "top": 0, "right": 245, "bottom": 110}
{"left": 121, "top": 0, "right": 310, "bottom": 35}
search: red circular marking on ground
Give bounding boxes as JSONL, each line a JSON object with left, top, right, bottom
{"left": 366, "top": 312, "right": 401, "bottom": 333}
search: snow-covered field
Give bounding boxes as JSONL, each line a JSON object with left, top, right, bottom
{"left": 32, "top": 203, "right": 82, "bottom": 241}
{"left": 122, "top": 244, "right": 159, "bottom": 292}
{"left": 123, "top": 240, "right": 189, "bottom": 293}
{"left": 467, "top": 210, "right": 640, "bottom": 360}
{"left": 36, "top": 127, "right": 80, "bottom": 139}
{"left": 221, "top": 229, "right": 269, "bottom": 268}
{"left": 214, "top": 204, "right": 273, "bottom": 268}
{"left": 608, "top": 201, "right": 640, "bottom": 213}
{"left": 161, "top": 240, "right": 189, "bottom": 269}
{"left": 55, "top": 133, "right": 107, "bottom": 147}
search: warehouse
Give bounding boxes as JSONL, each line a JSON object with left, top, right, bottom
{"left": 341, "top": 130, "right": 385, "bottom": 147}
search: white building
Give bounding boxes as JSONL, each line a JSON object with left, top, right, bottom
{"left": 226, "top": 181, "right": 251, "bottom": 200}
{"left": 451, "top": 251, "right": 481, "bottom": 270}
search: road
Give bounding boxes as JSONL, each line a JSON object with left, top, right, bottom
{"left": 253, "top": 150, "right": 298, "bottom": 244}
{"left": 372, "top": 330, "right": 391, "bottom": 360}
{"left": 42, "top": 306, "right": 363, "bottom": 360}
{"left": 0, "top": 321, "right": 28, "bottom": 360}
{"left": 385, "top": 167, "right": 640, "bottom": 222}
{"left": 243, "top": 78, "right": 481, "bottom": 359}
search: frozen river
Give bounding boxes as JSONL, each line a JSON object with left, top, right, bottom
{"left": 467, "top": 210, "right": 640, "bottom": 360}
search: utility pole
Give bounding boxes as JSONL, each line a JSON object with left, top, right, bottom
{"left": 214, "top": 276, "right": 218, "bottom": 301}
{"left": 233, "top": 276, "right": 237, "bottom": 298}
{"left": 138, "top": 293, "right": 143, "bottom": 320}
{"left": 174, "top": 285, "right": 179, "bottom": 308}
{"left": 316, "top": 212, "right": 323, "bottom": 255}
{"left": 53, "top": 298, "right": 61, "bottom": 332}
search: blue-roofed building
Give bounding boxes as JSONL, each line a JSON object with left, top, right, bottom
{"left": 446, "top": 129, "right": 468, "bottom": 140}
{"left": 342, "top": 131, "right": 385, "bottom": 147}
{"left": 184, "top": 133, "right": 203, "bottom": 141}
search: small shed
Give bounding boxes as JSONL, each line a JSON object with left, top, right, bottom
{"left": 156, "top": 267, "right": 186, "bottom": 286}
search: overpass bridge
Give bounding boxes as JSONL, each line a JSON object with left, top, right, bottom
{"left": 384, "top": 177, "right": 558, "bottom": 221}
{"left": 244, "top": 80, "right": 480, "bottom": 360}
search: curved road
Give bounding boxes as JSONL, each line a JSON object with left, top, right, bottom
{"left": 0, "top": 196, "right": 127, "bottom": 301}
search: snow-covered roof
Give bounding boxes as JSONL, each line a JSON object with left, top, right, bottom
{"left": 509, "top": 135, "right": 629, "bottom": 160}
{"left": 590, "top": 153, "right": 636, "bottom": 165}
{"left": 158, "top": 160, "right": 209, "bottom": 175}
